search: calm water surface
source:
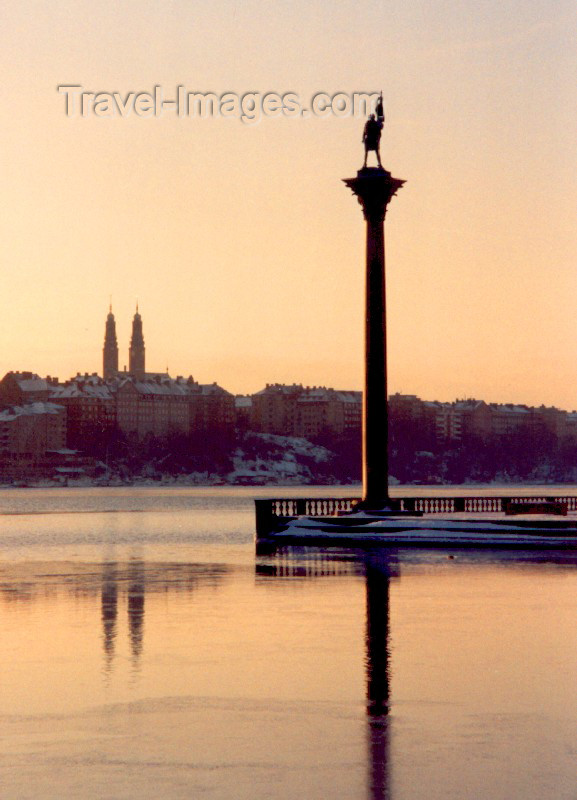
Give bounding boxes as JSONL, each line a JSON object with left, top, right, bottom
{"left": 1, "top": 486, "right": 576, "bottom": 799}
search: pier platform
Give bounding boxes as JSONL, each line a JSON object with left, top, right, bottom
{"left": 255, "top": 496, "right": 577, "bottom": 549}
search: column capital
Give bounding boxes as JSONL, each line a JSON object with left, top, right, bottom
{"left": 343, "top": 167, "right": 405, "bottom": 223}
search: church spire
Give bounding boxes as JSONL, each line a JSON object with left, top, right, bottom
{"left": 129, "top": 303, "right": 145, "bottom": 380}
{"left": 103, "top": 304, "right": 119, "bottom": 380}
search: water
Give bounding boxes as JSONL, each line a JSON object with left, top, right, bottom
{"left": 1, "top": 486, "right": 576, "bottom": 799}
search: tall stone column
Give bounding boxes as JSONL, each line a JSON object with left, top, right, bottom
{"left": 344, "top": 168, "right": 405, "bottom": 510}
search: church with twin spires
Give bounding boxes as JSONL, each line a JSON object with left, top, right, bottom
{"left": 103, "top": 305, "right": 145, "bottom": 380}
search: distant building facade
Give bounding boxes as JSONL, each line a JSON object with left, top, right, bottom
{"left": 50, "top": 374, "right": 116, "bottom": 448}
{"left": 250, "top": 384, "right": 362, "bottom": 438}
{"left": 0, "top": 402, "right": 67, "bottom": 479}
{"left": 113, "top": 375, "right": 234, "bottom": 439}
{"left": 0, "top": 371, "right": 52, "bottom": 406}
{"left": 388, "top": 393, "right": 577, "bottom": 445}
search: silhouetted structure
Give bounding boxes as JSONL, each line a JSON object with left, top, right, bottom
{"left": 129, "top": 304, "right": 145, "bottom": 380}
{"left": 103, "top": 305, "right": 119, "bottom": 380}
{"left": 344, "top": 105, "right": 405, "bottom": 509}
{"left": 363, "top": 93, "right": 385, "bottom": 169}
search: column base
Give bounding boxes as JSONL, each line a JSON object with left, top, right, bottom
{"left": 351, "top": 498, "right": 401, "bottom": 513}
{"left": 349, "top": 498, "right": 422, "bottom": 517}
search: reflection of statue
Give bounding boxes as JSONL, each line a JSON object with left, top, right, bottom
{"left": 363, "top": 93, "right": 385, "bottom": 168}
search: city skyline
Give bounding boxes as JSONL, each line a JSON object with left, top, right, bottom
{"left": 6, "top": 297, "right": 577, "bottom": 411}
{"left": 1, "top": 1, "right": 576, "bottom": 408}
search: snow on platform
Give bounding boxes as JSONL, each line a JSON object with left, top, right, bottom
{"left": 263, "top": 511, "right": 577, "bottom": 548}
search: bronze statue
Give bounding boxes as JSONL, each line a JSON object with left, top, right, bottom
{"left": 363, "top": 93, "right": 385, "bottom": 168}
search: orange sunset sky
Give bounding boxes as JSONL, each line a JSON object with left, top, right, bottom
{"left": 0, "top": 1, "right": 575, "bottom": 407}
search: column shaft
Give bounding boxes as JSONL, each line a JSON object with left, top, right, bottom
{"left": 343, "top": 169, "right": 405, "bottom": 511}
{"left": 364, "top": 215, "right": 388, "bottom": 507}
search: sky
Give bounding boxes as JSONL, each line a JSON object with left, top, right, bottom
{"left": 0, "top": 0, "right": 576, "bottom": 407}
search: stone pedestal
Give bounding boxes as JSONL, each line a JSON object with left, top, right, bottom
{"left": 344, "top": 167, "right": 405, "bottom": 510}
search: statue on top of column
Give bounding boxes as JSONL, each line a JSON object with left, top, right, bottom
{"left": 362, "top": 93, "right": 385, "bottom": 169}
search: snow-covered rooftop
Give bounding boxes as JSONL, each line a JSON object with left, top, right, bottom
{"left": 114, "top": 377, "right": 232, "bottom": 398}
{"left": 51, "top": 384, "right": 113, "bottom": 400}
{"left": 235, "top": 396, "right": 252, "bottom": 408}
{"left": 335, "top": 391, "right": 362, "bottom": 403}
{"left": 0, "top": 402, "right": 65, "bottom": 421}
{"left": 254, "top": 383, "right": 303, "bottom": 396}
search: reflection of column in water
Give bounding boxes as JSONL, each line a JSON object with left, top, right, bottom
{"left": 128, "top": 560, "right": 145, "bottom": 668}
{"left": 101, "top": 561, "right": 118, "bottom": 674}
{"left": 365, "top": 558, "right": 393, "bottom": 800}
{"left": 255, "top": 548, "right": 393, "bottom": 798}
{"left": 365, "top": 561, "right": 390, "bottom": 715}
